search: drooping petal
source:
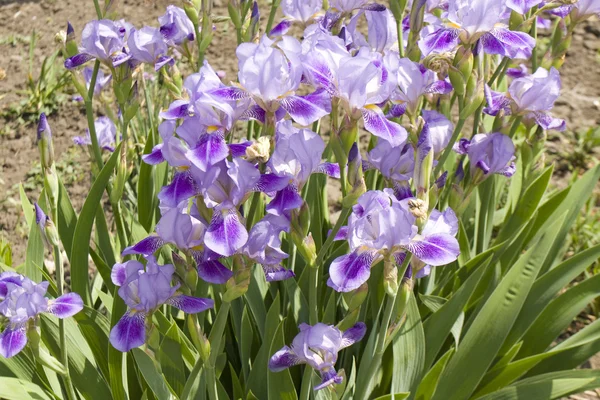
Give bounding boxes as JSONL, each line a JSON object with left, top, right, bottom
{"left": 167, "top": 294, "right": 214, "bottom": 313}
{"left": 480, "top": 29, "right": 536, "bottom": 59}
{"left": 48, "top": 293, "right": 84, "bottom": 318}
{"left": 204, "top": 210, "right": 249, "bottom": 257}
{"left": 268, "top": 345, "right": 304, "bottom": 372}
{"left": 64, "top": 53, "right": 95, "bottom": 69}
{"left": 269, "top": 20, "right": 292, "bottom": 37}
{"left": 122, "top": 236, "right": 166, "bottom": 256}
{"left": 362, "top": 106, "right": 408, "bottom": 148}
{"left": 262, "top": 264, "right": 296, "bottom": 282}
{"left": 196, "top": 257, "right": 234, "bottom": 284}
{"left": 280, "top": 89, "right": 332, "bottom": 126}
{"left": 254, "top": 174, "right": 291, "bottom": 193}
{"left": 0, "top": 325, "right": 27, "bottom": 358}
{"left": 159, "top": 100, "right": 191, "bottom": 120}
{"left": 302, "top": 57, "right": 338, "bottom": 95}
{"left": 157, "top": 171, "right": 198, "bottom": 208}
{"left": 531, "top": 112, "right": 566, "bottom": 131}
{"left": 419, "top": 28, "right": 460, "bottom": 56}
{"left": 187, "top": 133, "right": 230, "bottom": 171}
{"left": 405, "top": 233, "right": 460, "bottom": 266}
{"left": 315, "top": 369, "right": 344, "bottom": 391}
{"left": 109, "top": 311, "right": 146, "bottom": 352}
{"left": 317, "top": 162, "right": 341, "bottom": 179}
{"left": 425, "top": 80, "right": 453, "bottom": 95}
{"left": 327, "top": 250, "right": 378, "bottom": 293}
{"left": 142, "top": 144, "right": 165, "bottom": 165}
{"left": 340, "top": 322, "right": 367, "bottom": 349}
{"left": 484, "top": 85, "right": 512, "bottom": 117}
{"left": 111, "top": 262, "right": 128, "bottom": 286}
{"left": 266, "top": 185, "right": 304, "bottom": 216}
{"left": 209, "top": 86, "right": 251, "bottom": 101}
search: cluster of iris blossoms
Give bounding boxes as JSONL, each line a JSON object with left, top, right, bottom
{"left": 4, "top": 0, "right": 598, "bottom": 392}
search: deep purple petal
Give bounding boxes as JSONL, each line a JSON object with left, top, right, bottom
{"left": 154, "top": 56, "right": 174, "bottom": 71}
{"left": 387, "top": 103, "right": 407, "bottom": 118}
{"left": 341, "top": 322, "right": 367, "bottom": 348}
{"left": 111, "top": 262, "right": 128, "bottom": 286}
{"left": 0, "top": 325, "right": 27, "bottom": 358}
{"left": 196, "top": 258, "right": 234, "bottom": 284}
{"left": 419, "top": 28, "right": 460, "bottom": 56}
{"left": 405, "top": 233, "right": 460, "bottom": 266}
{"left": 204, "top": 210, "right": 248, "bottom": 257}
{"left": 269, "top": 20, "right": 292, "bottom": 37}
{"left": 64, "top": 53, "right": 95, "bottom": 69}
{"left": 167, "top": 294, "right": 214, "bottom": 313}
{"left": 262, "top": 264, "right": 296, "bottom": 282}
{"left": 362, "top": 107, "right": 408, "bottom": 148}
{"left": 317, "top": 162, "right": 341, "bottom": 179}
{"left": 481, "top": 29, "right": 536, "bottom": 59}
{"left": 159, "top": 100, "right": 191, "bottom": 120}
{"left": 109, "top": 311, "right": 146, "bottom": 352}
{"left": 281, "top": 89, "right": 332, "bottom": 126}
{"left": 500, "top": 162, "right": 517, "bottom": 177}
{"left": 269, "top": 345, "right": 303, "bottom": 372}
{"left": 266, "top": 185, "right": 303, "bottom": 216}
{"left": 122, "top": 236, "right": 166, "bottom": 256}
{"left": 315, "top": 369, "right": 344, "bottom": 390}
{"left": 187, "top": 133, "right": 230, "bottom": 171}
{"left": 48, "top": 293, "right": 84, "bottom": 318}
{"left": 229, "top": 141, "right": 252, "bottom": 157}
{"left": 142, "top": 144, "right": 165, "bottom": 165}
{"left": 254, "top": 174, "right": 291, "bottom": 193}
{"left": 327, "top": 250, "right": 377, "bottom": 293}
{"left": 360, "top": 3, "right": 387, "bottom": 11}
{"left": 157, "top": 171, "right": 198, "bottom": 208}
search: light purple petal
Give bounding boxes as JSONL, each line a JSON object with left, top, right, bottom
{"left": 302, "top": 58, "right": 338, "bottom": 95}
{"left": 531, "top": 112, "right": 566, "bottom": 131}
{"left": 187, "top": 133, "right": 230, "bottom": 171}
{"left": 340, "top": 322, "right": 367, "bottom": 348}
{"left": 204, "top": 210, "right": 248, "bottom": 257}
{"left": 254, "top": 174, "right": 291, "bottom": 193}
{"left": 387, "top": 103, "right": 407, "bottom": 118}
{"left": 48, "top": 293, "right": 84, "bottom": 318}
{"left": 269, "top": 345, "right": 304, "bottom": 372}
{"left": 507, "top": 0, "right": 543, "bottom": 14}
{"left": 317, "top": 162, "right": 341, "bottom": 179}
{"left": 484, "top": 85, "right": 512, "bottom": 117}
{"left": 111, "top": 262, "right": 128, "bottom": 286}
{"left": 142, "top": 144, "right": 165, "bottom": 165}
{"left": 266, "top": 185, "right": 303, "bottom": 216}
{"left": 209, "top": 86, "right": 251, "bottom": 101}
{"left": 157, "top": 171, "right": 198, "bottom": 208}
{"left": 196, "top": 258, "right": 234, "bottom": 284}
{"left": 327, "top": 250, "right": 377, "bottom": 293}
{"left": 281, "top": 89, "right": 332, "bottom": 126}
{"left": 419, "top": 28, "right": 460, "bottom": 56}
{"left": 0, "top": 325, "right": 27, "bottom": 358}
{"left": 262, "top": 265, "right": 296, "bottom": 282}
{"left": 167, "top": 294, "right": 214, "bottom": 313}
{"left": 481, "top": 29, "right": 536, "bottom": 59}
{"left": 109, "top": 311, "right": 146, "bottom": 352}
{"left": 122, "top": 236, "right": 166, "bottom": 256}
{"left": 332, "top": 226, "right": 349, "bottom": 241}
{"left": 315, "top": 370, "right": 344, "bottom": 390}
{"left": 362, "top": 107, "right": 408, "bottom": 148}
{"left": 500, "top": 162, "right": 517, "bottom": 177}
{"left": 159, "top": 100, "right": 191, "bottom": 120}
{"left": 425, "top": 80, "right": 453, "bottom": 95}
{"left": 405, "top": 233, "right": 460, "bottom": 266}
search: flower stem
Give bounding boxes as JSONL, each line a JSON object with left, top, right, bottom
{"left": 299, "top": 367, "right": 313, "bottom": 400}
{"left": 85, "top": 61, "right": 105, "bottom": 173}
{"left": 308, "top": 266, "right": 319, "bottom": 325}
{"left": 266, "top": 0, "right": 281, "bottom": 35}
{"left": 206, "top": 301, "right": 231, "bottom": 400}
{"left": 434, "top": 117, "right": 466, "bottom": 177}
{"left": 488, "top": 57, "right": 509, "bottom": 87}
{"left": 508, "top": 116, "right": 523, "bottom": 139}
{"left": 182, "top": 359, "right": 204, "bottom": 400}
{"left": 93, "top": 0, "right": 103, "bottom": 19}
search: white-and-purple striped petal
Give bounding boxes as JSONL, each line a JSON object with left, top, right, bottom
{"left": 531, "top": 112, "right": 566, "bottom": 131}
{"left": 480, "top": 29, "right": 536, "bottom": 59}
{"left": 204, "top": 210, "right": 248, "bottom": 257}
{"left": 327, "top": 250, "right": 378, "bottom": 293}
{"left": 142, "top": 144, "right": 165, "bottom": 165}
{"left": 187, "top": 133, "right": 230, "bottom": 171}
{"left": 167, "top": 294, "right": 214, "bottom": 313}
{"left": 340, "top": 322, "right": 367, "bottom": 348}
{"left": 405, "top": 233, "right": 460, "bottom": 266}
{"left": 109, "top": 311, "right": 146, "bottom": 352}
{"left": 122, "top": 236, "right": 166, "bottom": 257}
{"left": 484, "top": 86, "right": 513, "bottom": 117}
{"left": 111, "top": 262, "right": 128, "bottom": 286}
{"left": 419, "top": 28, "right": 460, "bottom": 56}
{"left": 425, "top": 80, "right": 453, "bottom": 95}
{"left": 268, "top": 345, "right": 304, "bottom": 372}
{"left": 280, "top": 89, "right": 332, "bottom": 126}
{"left": 159, "top": 100, "right": 191, "bottom": 120}
{"left": 262, "top": 264, "right": 296, "bottom": 282}
{"left": 48, "top": 293, "right": 84, "bottom": 318}
{"left": 362, "top": 107, "right": 408, "bottom": 148}
{"left": 254, "top": 174, "right": 291, "bottom": 193}
{"left": 317, "top": 162, "right": 341, "bottom": 179}
{"left": 0, "top": 325, "right": 27, "bottom": 358}
{"left": 64, "top": 53, "right": 95, "bottom": 70}
{"left": 210, "top": 86, "right": 251, "bottom": 101}
{"left": 157, "top": 171, "right": 198, "bottom": 208}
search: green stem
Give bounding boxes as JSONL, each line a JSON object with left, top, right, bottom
{"left": 266, "top": 0, "right": 281, "bottom": 35}
{"left": 434, "top": 117, "right": 466, "bottom": 177}
{"left": 85, "top": 61, "right": 104, "bottom": 172}
{"left": 508, "top": 116, "right": 523, "bottom": 138}
{"left": 488, "top": 57, "right": 509, "bottom": 87}
{"left": 531, "top": 8, "right": 539, "bottom": 72}
{"left": 308, "top": 266, "right": 319, "bottom": 325}
{"left": 299, "top": 367, "right": 313, "bottom": 400}
{"left": 206, "top": 301, "right": 231, "bottom": 400}
{"left": 93, "top": 0, "right": 103, "bottom": 18}
{"left": 181, "top": 359, "right": 204, "bottom": 400}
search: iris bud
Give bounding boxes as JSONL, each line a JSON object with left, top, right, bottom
{"left": 224, "top": 255, "right": 251, "bottom": 302}
{"left": 343, "top": 282, "right": 368, "bottom": 313}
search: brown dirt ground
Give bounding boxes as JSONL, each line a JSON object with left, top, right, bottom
{"left": 0, "top": 1, "right": 599, "bottom": 396}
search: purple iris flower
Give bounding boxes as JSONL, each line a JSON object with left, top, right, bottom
{"left": 345, "top": 8, "right": 399, "bottom": 53}
{"left": 109, "top": 256, "right": 213, "bottom": 352}
{"left": 419, "top": 0, "right": 535, "bottom": 59}
{"left": 328, "top": 190, "right": 460, "bottom": 292}
{"left": 265, "top": 121, "right": 340, "bottom": 216}
{"left": 282, "top": 0, "right": 322, "bottom": 23}
{"left": 158, "top": 5, "right": 195, "bottom": 46}
{"left": 127, "top": 26, "right": 173, "bottom": 71}
{"left": 64, "top": 19, "right": 131, "bottom": 70}
{"left": 212, "top": 35, "right": 331, "bottom": 127}
{"left": 391, "top": 58, "right": 453, "bottom": 116}
{"left": 453, "top": 132, "right": 516, "bottom": 182}
{"left": 506, "top": 0, "right": 544, "bottom": 14}
{"left": 243, "top": 214, "right": 295, "bottom": 281}
{"left": 506, "top": 64, "right": 528, "bottom": 79}
{"left": 366, "top": 141, "right": 414, "bottom": 198}
{"left": 73, "top": 116, "right": 117, "bottom": 152}
{"left": 572, "top": 0, "right": 600, "bottom": 20}
{"left": 422, "top": 110, "right": 454, "bottom": 155}
{"left": 269, "top": 322, "right": 367, "bottom": 390}
{"left": 484, "top": 67, "right": 566, "bottom": 131}
{"left": 0, "top": 273, "right": 83, "bottom": 358}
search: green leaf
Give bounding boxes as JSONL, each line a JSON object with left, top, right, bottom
{"left": 133, "top": 348, "right": 174, "bottom": 400}
{"left": 0, "top": 378, "right": 53, "bottom": 400}
{"left": 95, "top": 206, "right": 116, "bottom": 269}
{"left": 159, "top": 323, "right": 186, "bottom": 395}
{"left": 476, "top": 370, "right": 600, "bottom": 400}
{"left": 138, "top": 133, "right": 156, "bottom": 232}
{"left": 423, "top": 262, "right": 487, "bottom": 368}
{"left": 392, "top": 293, "right": 425, "bottom": 394}
{"left": 432, "top": 243, "right": 543, "bottom": 400}
{"left": 240, "top": 305, "right": 254, "bottom": 381}
{"left": 70, "top": 143, "right": 122, "bottom": 305}
{"left": 25, "top": 195, "right": 45, "bottom": 282}
{"left": 373, "top": 393, "right": 410, "bottom": 400}
{"left": 56, "top": 179, "right": 78, "bottom": 258}
{"left": 268, "top": 319, "right": 298, "bottom": 400}
{"left": 414, "top": 348, "right": 454, "bottom": 400}
{"left": 284, "top": 277, "right": 310, "bottom": 325}
{"left": 74, "top": 305, "right": 111, "bottom": 381}
{"left": 245, "top": 266, "right": 268, "bottom": 339}
{"left": 518, "top": 273, "right": 600, "bottom": 358}
{"left": 19, "top": 183, "right": 34, "bottom": 229}
{"left": 108, "top": 289, "right": 127, "bottom": 400}
{"left": 501, "top": 243, "right": 600, "bottom": 354}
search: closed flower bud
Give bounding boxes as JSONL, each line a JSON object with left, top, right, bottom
{"left": 383, "top": 257, "right": 399, "bottom": 297}
{"left": 184, "top": 2, "right": 200, "bottom": 26}
{"left": 44, "top": 167, "right": 59, "bottom": 211}
{"left": 65, "top": 22, "right": 78, "bottom": 57}
{"left": 37, "top": 113, "right": 54, "bottom": 169}
{"left": 343, "top": 282, "right": 368, "bottom": 312}
{"left": 199, "top": 333, "right": 211, "bottom": 362}
{"left": 224, "top": 255, "right": 251, "bottom": 302}
{"left": 448, "top": 184, "right": 464, "bottom": 212}
{"left": 294, "top": 232, "right": 317, "bottom": 267}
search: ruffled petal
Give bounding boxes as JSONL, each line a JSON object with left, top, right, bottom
{"left": 405, "top": 233, "right": 460, "bottom": 266}
{"left": 268, "top": 345, "right": 304, "bottom": 372}
{"left": 327, "top": 250, "right": 378, "bottom": 293}
{"left": 167, "top": 294, "right": 214, "bottom": 313}
{"left": 204, "top": 210, "right": 248, "bottom": 257}
{"left": 0, "top": 325, "right": 27, "bottom": 358}
{"left": 109, "top": 311, "right": 146, "bottom": 352}
{"left": 419, "top": 28, "right": 460, "bottom": 56}
{"left": 48, "top": 293, "right": 84, "bottom": 318}
{"left": 281, "top": 89, "right": 332, "bottom": 126}
{"left": 187, "top": 133, "right": 230, "bottom": 171}
{"left": 362, "top": 106, "right": 408, "bottom": 148}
